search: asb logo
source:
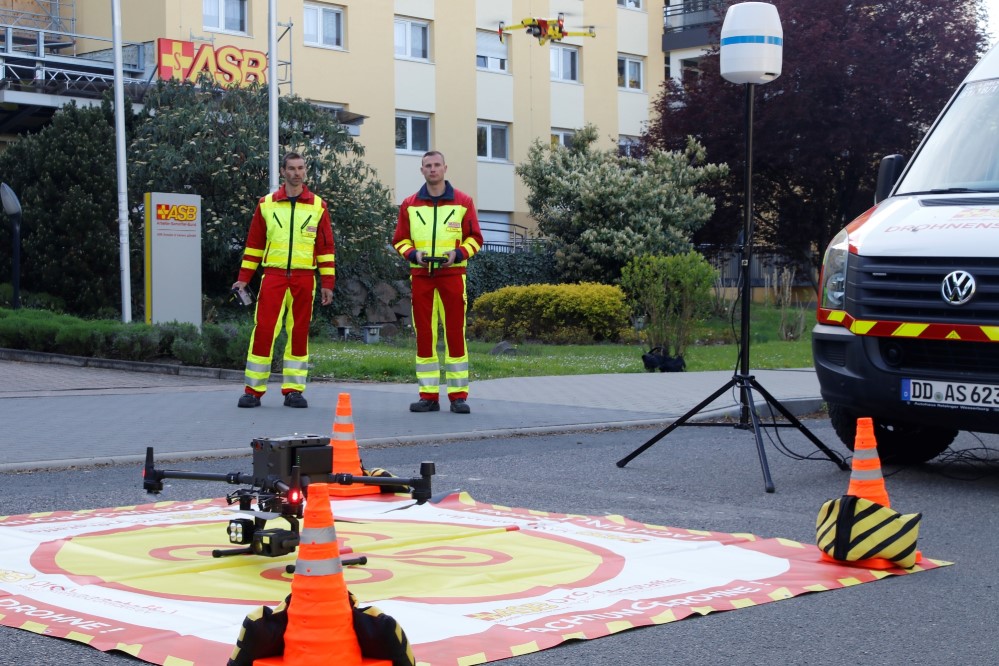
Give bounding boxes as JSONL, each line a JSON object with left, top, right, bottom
{"left": 157, "top": 38, "right": 266, "bottom": 87}
{"left": 156, "top": 204, "right": 198, "bottom": 222}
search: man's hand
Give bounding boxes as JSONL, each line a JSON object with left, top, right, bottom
{"left": 321, "top": 288, "right": 333, "bottom": 306}
{"left": 414, "top": 250, "right": 427, "bottom": 265}
{"left": 441, "top": 250, "right": 457, "bottom": 267}
{"left": 232, "top": 280, "right": 248, "bottom": 291}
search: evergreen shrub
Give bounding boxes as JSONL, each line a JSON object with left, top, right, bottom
{"left": 109, "top": 324, "right": 161, "bottom": 361}
{"left": 470, "top": 283, "right": 630, "bottom": 343}
{"left": 466, "top": 247, "right": 557, "bottom": 306}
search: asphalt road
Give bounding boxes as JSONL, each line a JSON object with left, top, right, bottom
{"left": 3, "top": 419, "right": 999, "bottom": 666}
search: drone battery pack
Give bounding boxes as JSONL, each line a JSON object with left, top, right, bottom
{"left": 251, "top": 434, "right": 332, "bottom": 485}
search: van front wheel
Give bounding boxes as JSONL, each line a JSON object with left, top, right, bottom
{"left": 827, "top": 403, "right": 957, "bottom": 465}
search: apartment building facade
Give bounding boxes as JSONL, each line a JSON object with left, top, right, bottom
{"left": 0, "top": 0, "right": 666, "bottom": 244}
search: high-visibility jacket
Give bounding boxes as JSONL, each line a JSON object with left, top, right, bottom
{"left": 238, "top": 184, "right": 335, "bottom": 289}
{"left": 393, "top": 181, "right": 483, "bottom": 276}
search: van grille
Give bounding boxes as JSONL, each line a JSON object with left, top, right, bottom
{"left": 848, "top": 256, "right": 999, "bottom": 323}
{"left": 878, "top": 337, "right": 999, "bottom": 374}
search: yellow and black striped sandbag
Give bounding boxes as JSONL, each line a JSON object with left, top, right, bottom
{"left": 816, "top": 495, "right": 922, "bottom": 568}
{"left": 227, "top": 591, "right": 415, "bottom": 666}
{"left": 362, "top": 466, "right": 412, "bottom": 494}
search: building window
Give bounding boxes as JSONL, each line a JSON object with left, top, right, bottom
{"left": 476, "top": 30, "right": 508, "bottom": 72}
{"left": 396, "top": 113, "right": 430, "bottom": 152}
{"left": 304, "top": 4, "right": 343, "bottom": 48}
{"left": 204, "top": 0, "right": 247, "bottom": 33}
{"left": 395, "top": 17, "right": 429, "bottom": 60}
{"left": 477, "top": 122, "right": 509, "bottom": 160}
{"left": 550, "top": 44, "right": 579, "bottom": 82}
{"left": 680, "top": 57, "right": 703, "bottom": 83}
{"left": 551, "top": 128, "right": 575, "bottom": 149}
{"left": 618, "top": 135, "right": 643, "bottom": 158}
{"left": 618, "top": 0, "right": 643, "bottom": 7}
{"left": 618, "top": 55, "right": 644, "bottom": 90}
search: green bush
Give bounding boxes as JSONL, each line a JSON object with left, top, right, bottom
{"left": 466, "top": 247, "right": 558, "bottom": 306}
{"left": 620, "top": 251, "right": 716, "bottom": 357}
{"left": 0, "top": 315, "right": 59, "bottom": 351}
{"left": 171, "top": 336, "right": 207, "bottom": 366}
{"left": 109, "top": 324, "right": 161, "bottom": 361}
{"left": 155, "top": 321, "right": 200, "bottom": 356}
{"left": 470, "top": 283, "right": 630, "bottom": 343}
{"left": 201, "top": 321, "right": 254, "bottom": 370}
{"left": 55, "top": 323, "right": 115, "bottom": 357}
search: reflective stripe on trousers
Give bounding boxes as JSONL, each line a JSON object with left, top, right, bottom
{"left": 410, "top": 273, "right": 469, "bottom": 401}
{"left": 244, "top": 272, "right": 316, "bottom": 395}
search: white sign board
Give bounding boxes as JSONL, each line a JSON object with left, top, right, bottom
{"left": 144, "top": 192, "right": 202, "bottom": 327}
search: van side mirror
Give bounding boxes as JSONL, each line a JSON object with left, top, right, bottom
{"left": 875, "top": 154, "right": 906, "bottom": 204}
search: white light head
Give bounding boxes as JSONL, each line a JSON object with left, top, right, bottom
{"left": 720, "top": 2, "right": 783, "bottom": 85}
{"left": 0, "top": 183, "right": 21, "bottom": 216}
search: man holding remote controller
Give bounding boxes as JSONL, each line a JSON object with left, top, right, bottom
{"left": 232, "top": 152, "right": 336, "bottom": 410}
{"left": 393, "top": 151, "right": 483, "bottom": 414}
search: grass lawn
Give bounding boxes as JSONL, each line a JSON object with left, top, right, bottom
{"left": 309, "top": 304, "right": 815, "bottom": 382}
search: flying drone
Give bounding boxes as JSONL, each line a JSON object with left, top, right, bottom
{"left": 498, "top": 13, "right": 595, "bottom": 45}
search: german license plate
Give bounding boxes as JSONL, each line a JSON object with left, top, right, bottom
{"left": 902, "top": 378, "right": 999, "bottom": 409}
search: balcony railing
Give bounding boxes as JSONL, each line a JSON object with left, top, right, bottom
{"left": 663, "top": 0, "right": 726, "bottom": 34}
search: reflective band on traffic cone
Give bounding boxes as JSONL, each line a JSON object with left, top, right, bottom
{"left": 845, "top": 417, "right": 890, "bottom": 508}
{"left": 330, "top": 392, "right": 380, "bottom": 498}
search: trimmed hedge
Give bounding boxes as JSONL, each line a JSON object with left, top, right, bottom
{"left": 470, "top": 283, "right": 630, "bottom": 344}
{"left": 0, "top": 308, "right": 251, "bottom": 369}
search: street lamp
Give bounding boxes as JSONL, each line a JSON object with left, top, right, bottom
{"left": 1, "top": 182, "right": 22, "bottom": 309}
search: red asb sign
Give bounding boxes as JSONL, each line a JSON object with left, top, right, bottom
{"left": 156, "top": 38, "right": 266, "bottom": 87}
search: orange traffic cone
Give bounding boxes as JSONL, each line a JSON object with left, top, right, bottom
{"left": 329, "top": 392, "right": 380, "bottom": 498}
{"left": 254, "top": 483, "right": 390, "bottom": 666}
{"left": 820, "top": 417, "right": 921, "bottom": 570}
{"left": 845, "top": 417, "right": 891, "bottom": 508}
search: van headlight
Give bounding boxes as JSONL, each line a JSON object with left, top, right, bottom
{"left": 820, "top": 229, "right": 849, "bottom": 310}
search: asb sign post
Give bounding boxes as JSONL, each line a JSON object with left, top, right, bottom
{"left": 144, "top": 193, "right": 202, "bottom": 327}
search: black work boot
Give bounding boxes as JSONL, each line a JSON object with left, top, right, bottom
{"left": 409, "top": 398, "right": 440, "bottom": 412}
{"left": 450, "top": 399, "right": 471, "bottom": 414}
{"left": 238, "top": 393, "right": 261, "bottom": 408}
{"left": 283, "top": 391, "right": 308, "bottom": 408}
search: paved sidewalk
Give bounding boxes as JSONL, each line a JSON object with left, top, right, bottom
{"left": 0, "top": 356, "right": 825, "bottom": 471}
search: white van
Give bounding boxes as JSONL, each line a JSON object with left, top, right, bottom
{"left": 813, "top": 44, "right": 999, "bottom": 463}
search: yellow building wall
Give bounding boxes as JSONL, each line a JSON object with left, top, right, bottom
{"left": 68, "top": 0, "right": 664, "bottom": 233}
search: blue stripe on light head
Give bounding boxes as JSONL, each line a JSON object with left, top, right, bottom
{"left": 721, "top": 35, "right": 784, "bottom": 46}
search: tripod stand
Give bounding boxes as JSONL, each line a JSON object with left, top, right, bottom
{"left": 616, "top": 83, "right": 848, "bottom": 492}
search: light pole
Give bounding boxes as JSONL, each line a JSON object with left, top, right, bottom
{"left": 1, "top": 182, "right": 22, "bottom": 309}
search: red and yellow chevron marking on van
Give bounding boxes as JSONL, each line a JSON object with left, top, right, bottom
{"left": 818, "top": 308, "right": 999, "bottom": 342}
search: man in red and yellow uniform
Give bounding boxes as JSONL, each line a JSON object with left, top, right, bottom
{"left": 393, "top": 151, "right": 483, "bottom": 414}
{"left": 232, "top": 152, "right": 335, "bottom": 409}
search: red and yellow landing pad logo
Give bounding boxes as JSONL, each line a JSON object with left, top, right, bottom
{"left": 29, "top": 517, "right": 618, "bottom": 607}
{"left": 157, "top": 38, "right": 266, "bottom": 87}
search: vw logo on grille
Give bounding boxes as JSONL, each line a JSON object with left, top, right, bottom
{"left": 941, "top": 270, "right": 976, "bottom": 306}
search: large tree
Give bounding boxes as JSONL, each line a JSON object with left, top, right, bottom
{"left": 129, "top": 79, "right": 400, "bottom": 311}
{"left": 516, "top": 125, "right": 727, "bottom": 283}
{"left": 645, "top": 0, "right": 988, "bottom": 278}
{"left": 0, "top": 103, "right": 127, "bottom": 315}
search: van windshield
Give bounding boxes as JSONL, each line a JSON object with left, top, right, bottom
{"left": 895, "top": 78, "right": 999, "bottom": 195}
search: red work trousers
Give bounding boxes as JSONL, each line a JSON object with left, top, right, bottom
{"left": 244, "top": 270, "right": 316, "bottom": 396}
{"left": 411, "top": 272, "right": 469, "bottom": 402}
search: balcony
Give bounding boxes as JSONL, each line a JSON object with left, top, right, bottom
{"left": 662, "top": 0, "right": 726, "bottom": 51}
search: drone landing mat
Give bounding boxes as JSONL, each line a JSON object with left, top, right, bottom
{"left": 0, "top": 492, "right": 948, "bottom": 665}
